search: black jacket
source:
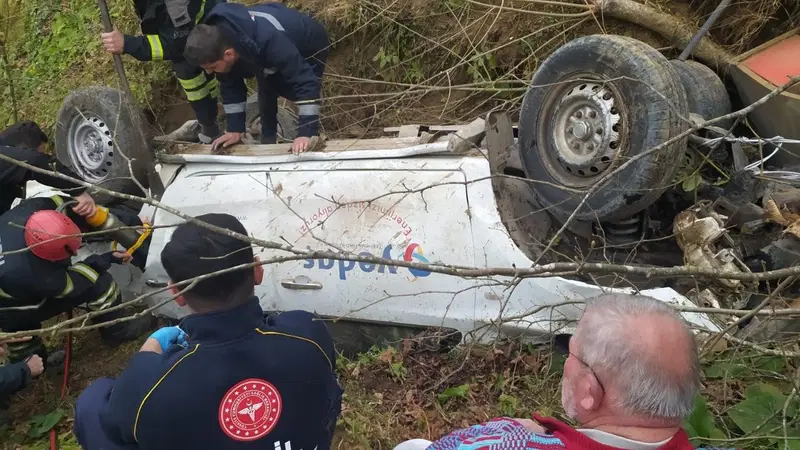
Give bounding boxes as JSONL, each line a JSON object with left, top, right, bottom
{"left": 0, "top": 144, "right": 87, "bottom": 216}
{"left": 0, "top": 196, "right": 141, "bottom": 303}
{"left": 125, "top": 0, "right": 224, "bottom": 62}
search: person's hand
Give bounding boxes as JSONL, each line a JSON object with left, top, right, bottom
{"left": 101, "top": 28, "right": 125, "bottom": 54}
{"left": 25, "top": 355, "right": 44, "bottom": 377}
{"left": 112, "top": 251, "right": 133, "bottom": 264}
{"left": 148, "top": 326, "right": 187, "bottom": 351}
{"left": 512, "top": 418, "right": 546, "bottom": 433}
{"left": 211, "top": 132, "right": 244, "bottom": 152}
{"left": 139, "top": 215, "right": 152, "bottom": 226}
{"left": 72, "top": 192, "right": 97, "bottom": 217}
{"left": 291, "top": 136, "right": 311, "bottom": 155}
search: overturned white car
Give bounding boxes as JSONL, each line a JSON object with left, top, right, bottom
{"left": 39, "top": 32, "right": 748, "bottom": 353}
{"left": 28, "top": 119, "right": 718, "bottom": 355}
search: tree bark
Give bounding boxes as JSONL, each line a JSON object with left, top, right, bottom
{"left": 592, "top": 0, "right": 735, "bottom": 71}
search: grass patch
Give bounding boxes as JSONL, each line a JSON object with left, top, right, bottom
{"left": 1, "top": 327, "right": 800, "bottom": 449}
{"left": 0, "top": 0, "right": 171, "bottom": 135}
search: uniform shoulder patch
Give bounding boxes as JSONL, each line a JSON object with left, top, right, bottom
{"left": 218, "top": 378, "right": 282, "bottom": 441}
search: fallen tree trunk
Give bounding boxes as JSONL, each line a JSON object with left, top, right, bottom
{"left": 592, "top": 0, "right": 736, "bottom": 71}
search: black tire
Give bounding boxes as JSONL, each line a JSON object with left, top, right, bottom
{"left": 669, "top": 59, "right": 732, "bottom": 128}
{"left": 519, "top": 34, "right": 690, "bottom": 222}
{"left": 245, "top": 94, "right": 299, "bottom": 142}
{"left": 55, "top": 86, "right": 153, "bottom": 205}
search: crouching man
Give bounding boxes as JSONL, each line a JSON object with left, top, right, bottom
{"left": 74, "top": 213, "right": 343, "bottom": 449}
{"left": 184, "top": 2, "right": 329, "bottom": 154}
{"left": 0, "top": 195, "right": 157, "bottom": 366}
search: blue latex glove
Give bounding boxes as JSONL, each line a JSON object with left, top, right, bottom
{"left": 148, "top": 326, "right": 187, "bottom": 350}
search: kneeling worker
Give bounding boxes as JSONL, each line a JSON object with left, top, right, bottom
{"left": 73, "top": 213, "right": 343, "bottom": 449}
{"left": 184, "top": 2, "right": 329, "bottom": 154}
{"left": 0, "top": 196, "right": 157, "bottom": 365}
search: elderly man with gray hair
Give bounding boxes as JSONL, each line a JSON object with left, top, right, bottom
{"left": 395, "top": 293, "right": 736, "bottom": 450}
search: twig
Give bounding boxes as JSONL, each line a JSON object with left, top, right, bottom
{"left": 700, "top": 276, "right": 798, "bottom": 357}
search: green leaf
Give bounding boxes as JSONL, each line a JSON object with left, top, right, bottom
{"left": 27, "top": 409, "right": 64, "bottom": 438}
{"left": 707, "top": 356, "right": 786, "bottom": 379}
{"left": 682, "top": 172, "right": 703, "bottom": 192}
{"left": 683, "top": 396, "right": 726, "bottom": 440}
{"left": 437, "top": 383, "right": 470, "bottom": 403}
{"left": 499, "top": 394, "right": 519, "bottom": 416}
{"left": 727, "top": 383, "right": 788, "bottom": 435}
{"left": 706, "top": 362, "right": 749, "bottom": 379}
{"left": 755, "top": 356, "right": 786, "bottom": 373}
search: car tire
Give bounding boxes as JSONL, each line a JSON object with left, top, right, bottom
{"left": 55, "top": 86, "right": 153, "bottom": 206}
{"left": 518, "top": 35, "right": 690, "bottom": 222}
{"left": 669, "top": 59, "right": 732, "bottom": 128}
{"left": 245, "top": 94, "right": 300, "bottom": 143}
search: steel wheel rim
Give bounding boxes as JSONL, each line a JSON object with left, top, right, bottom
{"left": 67, "top": 113, "right": 115, "bottom": 183}
{"left": 536, "top": 78, "right": 627, "bottom": 187}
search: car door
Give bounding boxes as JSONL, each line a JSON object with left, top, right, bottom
{"left": 141, "top": 170, "right": 276, "bottom": 319}
{"left": 260, "top": 160, "right": 478, "bottom": 336}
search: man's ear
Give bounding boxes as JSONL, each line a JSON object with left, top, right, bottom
{"left": 253, "top": 256, "right": 264, "bottom": 286}
{"left": 169, "top": 282, "right": 188, "bottom": 307}
{"left": 224, "top": 48, "right": 236, "bottom": 60}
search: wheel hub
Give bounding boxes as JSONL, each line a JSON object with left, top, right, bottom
{"left": 67, "top": 114, "right": 115, "bottom": 183}
{"left": 552, "top": 82, "right": 622, "bottom": 178}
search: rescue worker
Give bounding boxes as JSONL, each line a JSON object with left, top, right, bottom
{"left": 0, "top": 120, "right": 96, "bottom": 216}
{"left": 73, "top": 213, "right": 343, "bottom": 449}
{"left": 0, "top": 195, "right": 157, "bottom": 366}
{"left": 183, "top": 2, "right": 329, "bottom": 154}
{"left": 100, "top": 0, "right": 226, "bottom": 143}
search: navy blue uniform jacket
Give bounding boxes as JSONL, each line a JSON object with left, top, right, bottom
{"left": 98, "top": 298, "right": 343, "bottom": 449}
{"left": 203, "top": 3, "right": 328, "bottom": 138}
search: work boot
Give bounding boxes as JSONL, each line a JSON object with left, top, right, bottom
{"left": 154, "top": 120, "right": 202, "bottom": 143}
{"left": 5, "top": 335, "right": 46, "bottom": 365}
{"left": 96, "top": 311, "right": 158, "bottom": 347}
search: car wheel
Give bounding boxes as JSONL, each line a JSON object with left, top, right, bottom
{"left": 55, "top": 86, "right": 153, "bottom": 205}
{"left": 518, "top": 34, "right": 690, "bottom": 223}
{"left": 669, "top": 59, "right": 732, "bottom": 128}
{"left": 245, "top": 94, "right": 300, "bottom": 143}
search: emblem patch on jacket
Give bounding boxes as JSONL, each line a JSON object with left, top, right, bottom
{"left": 218, "top": 378, "right": 283, "bottom": 441}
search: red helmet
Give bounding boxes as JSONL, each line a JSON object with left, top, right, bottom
{"left": 24, "top": 210, "right": 82, "bottom": 261}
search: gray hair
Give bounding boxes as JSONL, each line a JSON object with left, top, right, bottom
{"left": 573, "top": 294, "right": 700, "bottom": 420}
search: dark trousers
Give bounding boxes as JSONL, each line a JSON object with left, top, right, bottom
{"left": 74, "top": 377, "right": 125, "bottom": 449}
{"left": 0, "top": 271, "right": 120, "bottom": 363}
{"left": 256, "top": 50, "right": 328, "bottom": 144}
{"left": 172, "top": 59, "right": 219, "bottom": 131}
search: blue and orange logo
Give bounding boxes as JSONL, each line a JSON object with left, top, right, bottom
{"left": 304, "top": 243, "right": 432, "bottom": 280}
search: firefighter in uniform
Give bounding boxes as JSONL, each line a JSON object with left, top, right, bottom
{"left": 101, "top": 0, "right": 226, "bottom": 143}
{"left": 0, "top": 196, "right": 157, "bottom": 364}
{"left": 73, "top": 213, "right": 343, "bottom": 450}
{"left": 183, "top": 2, "right": 329, "bottom": 154}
